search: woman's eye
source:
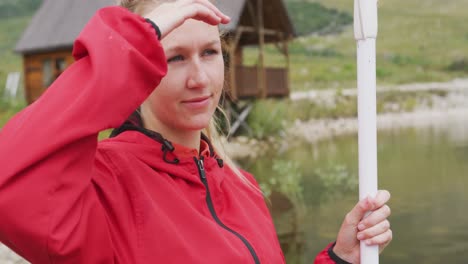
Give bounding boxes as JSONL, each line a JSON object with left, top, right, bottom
{"left": 167, "top": 55, "right": 184, "bottom": 63}
{"left": 203, "top": 49, "right": 219, "bottom": 56}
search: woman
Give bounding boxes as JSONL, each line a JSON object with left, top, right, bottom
{"left": 0, "top": 0, "right": 392, "bottom": 263}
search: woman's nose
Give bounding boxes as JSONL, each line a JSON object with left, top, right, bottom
{"left": 186, "top": 59, "right": 209, "bottom": 89}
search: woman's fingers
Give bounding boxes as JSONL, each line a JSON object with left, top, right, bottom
{"left": 344, "top": 190, "right": 389, "bottom": 227}
{"left": 364, "top": 229, "right": 393, "bottom": 247}
{"left": 334, "top": 190, "right": 392, "bottom": 262}
{"left": 358, "top": 204, "right": 391, "bottom": 231}
{"left": 186, "top": 4, "right": 221, "bottom": 25}
{"left": 357, "top": 219, "right": 390, "bottom": 240}
{"left": 344, "top": 197, "right": 373, "bottom": 227}
{"left": 379, "top": 230, "right": 393, "bottom": 253}
{"left": 186, "top": 0, "right": 230, "bottom": 23}
{"left": 371, "top": 190, "right": 391, "bottom": 210}
{"left": 187, "top": 2, "right": 230, "bottom": 25}
{"left": 145, "top": 0, "right": 230, "bottom": 39}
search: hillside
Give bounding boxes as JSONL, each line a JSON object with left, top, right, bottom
{"left": 248, "top": 0, "right": 468, "bottom": 90}
{"left": 0, "top": 0, "right": 41, "bottom": 19}
{"left": 317, "top": 0, "right": 468, "bottom": 87}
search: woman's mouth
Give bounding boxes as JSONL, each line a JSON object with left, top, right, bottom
{"left": 181, "top": 95, "right": 212, "bottom": 109}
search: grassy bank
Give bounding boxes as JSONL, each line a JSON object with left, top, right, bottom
{"left": 246, "top": 89, "right": 446, "bottom": 139}
{"left": 0, "top": 15, "right": 32, "bottom": 128}
{"left": 0, "top": 99, "right": 26, "bottom": 127}
{"left": 0, "top": 15, "right": 32, "bottom": 96}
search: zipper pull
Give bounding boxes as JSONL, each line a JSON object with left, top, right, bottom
{"left": 194, "top": 157, "right": 206, "bottom": 180}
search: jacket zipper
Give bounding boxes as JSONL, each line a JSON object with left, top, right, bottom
{"left": 194, "top": 157, "right": 261, "bottom": 264}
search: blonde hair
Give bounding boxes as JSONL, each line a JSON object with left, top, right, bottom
{"left": 117, "top": 0, "right": 175, "bottom": 15}
{"left": 118, "top": 0, "right": 262, "bottom": 194}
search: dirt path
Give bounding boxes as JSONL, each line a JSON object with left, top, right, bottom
{"left": 290, "top": 78, "right": 468, "bottom": 101}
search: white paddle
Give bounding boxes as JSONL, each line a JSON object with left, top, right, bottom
{"left": 354, "top": 0, "right": 379, "bottom": 263}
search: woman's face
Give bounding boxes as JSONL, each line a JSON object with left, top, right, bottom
{"left": 143, "top": 19, "right": 224, "bottom": 134}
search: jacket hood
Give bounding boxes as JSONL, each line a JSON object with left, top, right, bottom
{"left": 104, "top": 111, "right": 226, "bottom": 184}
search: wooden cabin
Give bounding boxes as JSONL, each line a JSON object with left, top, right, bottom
{"left": 15, "top": 0, "right": 113, "bottom": 104}
{"left": 15, "top": 0, "right": 295, "bottom": 104}
{"left": 218, "top": 0, "right": 295, "bottom": 100}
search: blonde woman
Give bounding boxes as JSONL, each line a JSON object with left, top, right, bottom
{"left": 0, "top": 0, "right": 392, "bottom": 263}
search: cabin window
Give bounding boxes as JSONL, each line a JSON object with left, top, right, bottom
{"left": 42, "top": 59, "right": 53, "bottom": 88}
{"left": 42, "top": 57, "right": 67, "bottom": 88}
{"left": 55, "top": 58, "right": 67, "bottom": 78}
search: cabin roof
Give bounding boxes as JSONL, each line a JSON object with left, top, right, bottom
{"left": 15, "top": 0, "right": 115, "bottom": 54}
{"left": 16, "top": 0, "right": 295, "bottom": 54}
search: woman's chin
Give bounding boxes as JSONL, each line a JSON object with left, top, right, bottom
{"left": 179, "top": 118, "right": 211, "bottom": 131}
{"left": 179, "top": 112, "right": 215, "bottom": 130}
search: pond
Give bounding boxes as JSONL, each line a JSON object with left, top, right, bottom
{"left": 240, "top": 117, "right": 468, "bottom": 263}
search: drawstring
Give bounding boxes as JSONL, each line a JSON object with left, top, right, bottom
{"left": 161, "top": 139, "right": 180, "bottom": 164}
{"left": 201, "top": 133, "right": 225, "bottom": 168}
{"left": 216, "top": 158, "right": 224, "bottom": 168}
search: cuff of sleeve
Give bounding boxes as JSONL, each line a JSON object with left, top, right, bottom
{"left": 145, "top": 18, "right": 162, "bottom": 40}
{"left": 328, "top": 242, "right": 353, "bottom": 264}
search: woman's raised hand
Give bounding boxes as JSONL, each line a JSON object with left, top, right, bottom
{"left": 333, "top": 190, "right": 393, "bottom": 263}
{"left": 143, "top": 0, "right": 230, "bottom": 40}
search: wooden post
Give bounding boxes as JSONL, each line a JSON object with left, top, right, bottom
{"left": 22, "top": 56, "right": 31, "bottom": 103}
{"left": 228, "top": 42, "right": 237, "bottom": 100}
{"left": 284, "top": 33, "right": 290, "bottom": 95}
{"left": 228, "top": 28, "right": 244, "bottom": 101}
{"left": 257, "top": 0, "right": 266, "bottom": 98}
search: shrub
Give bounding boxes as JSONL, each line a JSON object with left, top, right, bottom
{"left": 285, "top": 1, "right": 352, "bottom": 36}
{"left": 446, "top": 58, "right": 468, "bottom": 72}
{"left": 247, "top": 99, "right": 288, "bottom": 139}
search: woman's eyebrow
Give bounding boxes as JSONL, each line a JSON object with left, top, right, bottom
{"left": 203, "top": 40, "right": 221, "bottom": 47}
{"left": 165, "top": 40, "right": 221, "bottom": 53}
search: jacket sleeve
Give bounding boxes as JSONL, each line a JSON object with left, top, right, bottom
{"left": 0, "top": 6, "right": 166, "bottom": 263}
{"left": 314, "top": 242, "right": 350, "bottom": 264}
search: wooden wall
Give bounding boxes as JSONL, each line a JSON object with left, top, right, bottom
{"left": 23, "top": 50, "right": 74, "bottom": 104}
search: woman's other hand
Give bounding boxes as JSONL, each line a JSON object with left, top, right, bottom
{"left": 333, "top": 190, "right": 392, "bottom": 263}
{"left": 143, "top": 0, "right": 230, "bottom": 40}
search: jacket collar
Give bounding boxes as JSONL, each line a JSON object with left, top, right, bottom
{"left": 110, "top": 110, "right": 223, "bottom": 166}
{"left": 104, "top": 130, "right": 227, "bottom": 186}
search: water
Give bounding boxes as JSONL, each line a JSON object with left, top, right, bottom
{"left": 240, "top": 119, "right": 468, "bottom": 263}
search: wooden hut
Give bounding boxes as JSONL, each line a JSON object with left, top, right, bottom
{"left": 15, "top": 0, "right": 295, "bottom": 104}
{"left": 218, "top": 0, "right": 295, "bottom": 100}
{"left": 15, "top": 0, "right": 115, "bottom": 104}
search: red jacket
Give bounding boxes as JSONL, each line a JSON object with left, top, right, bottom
{"left": 0, "top": 7, "right": 337, "bottom": 264}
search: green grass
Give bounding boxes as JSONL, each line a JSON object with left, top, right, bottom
{"left": 0, "top": 0, "right": 41, "bottom": 19}
{"left": 0, "top": 98, "right": 26, "bottom": 127}
{"left": 285, "top": 1, "right": 352, "bottom": 36}
{"left": 245, "top": 0, "right": 468, "bottom": 90}
{"left": 0, "top": 15, "right": 32, "bottom": 96}
{"left": 0, "top": 14, "right": 34, "bottom": 128}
